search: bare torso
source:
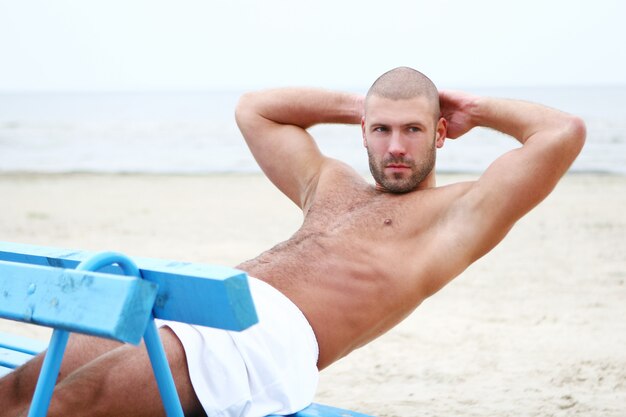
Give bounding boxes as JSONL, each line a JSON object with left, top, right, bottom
{"left": 233, "top": 86, "right": 585, "bottom": 371}
{"left": 237, "top": 162, "right": 474, "bottom": 369}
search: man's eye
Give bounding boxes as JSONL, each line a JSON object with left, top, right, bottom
{"left": 408, "top": 126, "right": 421, "bottom": 133}
{"left": 373, "top": 126, "right": 387, "bottom": 132}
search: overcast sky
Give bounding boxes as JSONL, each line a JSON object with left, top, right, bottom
{"left": 1, "top": 0, "right": 624, "bottom": 92}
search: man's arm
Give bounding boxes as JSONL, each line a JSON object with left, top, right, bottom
{"left": 441, "top": 91, "right": 586, "bottom": 261}
{"left": 235, "top": 88, "right": 363, "bottom": 208}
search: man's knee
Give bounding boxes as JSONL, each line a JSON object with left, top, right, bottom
{"left": 0, "top": 370, "right": 22, "bottom": 409}
{"left": 157, "top": 326, "right": 206, "bottom": 416}
{"left": 1, "top": 329, "right": 202, "bottom": 417}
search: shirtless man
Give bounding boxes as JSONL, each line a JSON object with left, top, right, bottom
{"left": 0, "top": 67, "right": 585, "bottom": 417}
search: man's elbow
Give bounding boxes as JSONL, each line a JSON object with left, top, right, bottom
{"left": 564, "top": 115, "right": 587, "bottom": 157}
{"left": 234, "top": 92, "right": 261, "bottom": 128}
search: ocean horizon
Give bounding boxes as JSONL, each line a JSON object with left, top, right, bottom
{"left": 0, "top": 85, "right": 624, "bottom": 175}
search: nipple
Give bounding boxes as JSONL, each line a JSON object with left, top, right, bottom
{"left": 384, "top": 218, "right": 392, "bottom": 226}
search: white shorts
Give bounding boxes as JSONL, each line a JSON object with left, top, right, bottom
{"left": 156, "top": 277, "right": 319, "bottom": 417}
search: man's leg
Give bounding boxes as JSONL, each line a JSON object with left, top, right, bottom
{"left": 0, "top": 334, "right": 122, "bottom": 414}
{"left": 4, "top": 328, "right": 205, "bottom": 417}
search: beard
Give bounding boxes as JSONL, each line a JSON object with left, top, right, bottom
{"left": 367, "top": 142, "right": 436, "bottom": 193}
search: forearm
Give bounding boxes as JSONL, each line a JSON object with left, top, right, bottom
{"left": 447, "top": 96, "right": 586, "bottom": 260}
{"left": 236, "top": 88, "right": 363, "bottom": 129}
{"left": 469, "top": 96, "right": 584, "bottom": 146}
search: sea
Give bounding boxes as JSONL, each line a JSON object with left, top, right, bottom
{"left": 0, "top": 85, "right": 624, "bottom": 175}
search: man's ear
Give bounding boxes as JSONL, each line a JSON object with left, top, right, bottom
{"left": 361, "top": 116, "right": 368, "bottom": 148}
{"left": 435, "top": 117, "right": 447, "bottom": 149}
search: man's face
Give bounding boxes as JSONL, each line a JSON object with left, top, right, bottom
{"left": 362, "top": 95, "right": 446, "bottom": 193}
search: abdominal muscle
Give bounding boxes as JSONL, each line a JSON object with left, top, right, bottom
{"left": 237, "top": 230, "right": 423, "bottom": 369}
{"left": 236, "top": 177, "right": 446, "bottom": 369}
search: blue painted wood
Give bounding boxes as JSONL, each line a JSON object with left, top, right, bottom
{"left": 0, "top": 261, "right": 158, "bottom": 344}
{"left": 141, "top": 263, "right": 256, "bottom": 330}
{"left": 0, "top": 331, "right": 48, "bottom": 355}
{"left": 0, "top": 241, "right": 259, "bottom": 331}
{"left": 0, "top": 243, "right": 376, "bottom": 417}
{"left": 0, "top": 333, "right": 43, "bottom": 377}
{"left": 23, "top": 252, "right": 169, "bottom": 417}
{"left": 0, "top": 346, "right": 34, "bottom": 369}
{"left": 0, "top": 242, "right": 87, "bottom": 269}
{"left": 0, "top": 332, "right": 45, "bottom": 379}
{"left": 0, "top": 332, "right": 379, "bottom": 417}
{"left": 268, "top": 403, "right": 375, "bottom": 417}
{"left": 0, "top": 366, "right": 12, "bottom": 377}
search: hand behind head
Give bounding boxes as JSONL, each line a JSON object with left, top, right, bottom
{"left": 439, "top": 90, "right": 479, "bottom": 139}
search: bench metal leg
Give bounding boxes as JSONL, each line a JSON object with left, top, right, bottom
{"left": 83, "top": 252, "right": 185, "bottom": 417}
{"left": 26, "top": 329, "right": 69, "bottom": 417}
{"left": 24, "top": 251, "right": 186, "bottom": 417}
{"left": 144, "top": 316, "right": 185, "bottom": 417}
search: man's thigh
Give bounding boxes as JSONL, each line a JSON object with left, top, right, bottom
{"left": 43, "top": 327, "right": 205, "bottom": 417}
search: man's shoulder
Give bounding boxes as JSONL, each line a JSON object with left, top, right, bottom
{"left": 390, "top": 180, "right": 479, "bottom": 228}
{"left": 399, "top": 179, "right": 476, "bottom": 206}
{"left": 317, "top": 158, "right": 369, "bottom": 187}
{"left": 428, "top": 180, "right": 481, "bottom": 218}
{"left": 300, "top": 159, "right": 371, "bottom": 211}
{"left": 432, "top": 179, "right": 476, "bottom": 197}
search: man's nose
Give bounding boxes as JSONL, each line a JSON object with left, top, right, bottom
{"left": 388, "top": 131, "right": 406, "bottom": 156}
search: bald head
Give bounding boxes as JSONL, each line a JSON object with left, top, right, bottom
{"left": 366, "top": 67, "right": 440, "bottom": 120}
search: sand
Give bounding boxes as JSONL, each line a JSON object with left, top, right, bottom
{"left": 1, "top": 172, "right": 625, "bottom": 416}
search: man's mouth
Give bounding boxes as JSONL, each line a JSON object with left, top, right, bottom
{"left": 385, "top": 164, "right": 410, "bottom": 171}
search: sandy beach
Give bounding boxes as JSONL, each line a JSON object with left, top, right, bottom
{"left": 1, "top": 172, "right": 624, "bottom": 416}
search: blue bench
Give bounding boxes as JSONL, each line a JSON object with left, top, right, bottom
{"left": 0, "top": 241, "right": 372, "bottom": 417}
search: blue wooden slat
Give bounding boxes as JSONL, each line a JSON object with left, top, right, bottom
{"left": 0, "top": 365, "right": 12, "bottom": 377}
{"left": 0, "top": 242, "right": 259, "bottom": 331}
{"left": 0, "top": 346, "right": 35, "bottom": 369}
{"left": 0, "top": 331, "right": 48, "bottom": 355}
{"left": 0, "top": 243, "right": 374, "bottom": 417}
{"left": 269, "top": 403, "right": 376, "bottom": 417}
{"left": 0, "top": 242, "right": 125, "bottom": 274}
{"left": 0, "top": 261, "right": 158, "bottom": 344}
{"left": 138, "top": 263, "right": 257, "bottom": 330}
